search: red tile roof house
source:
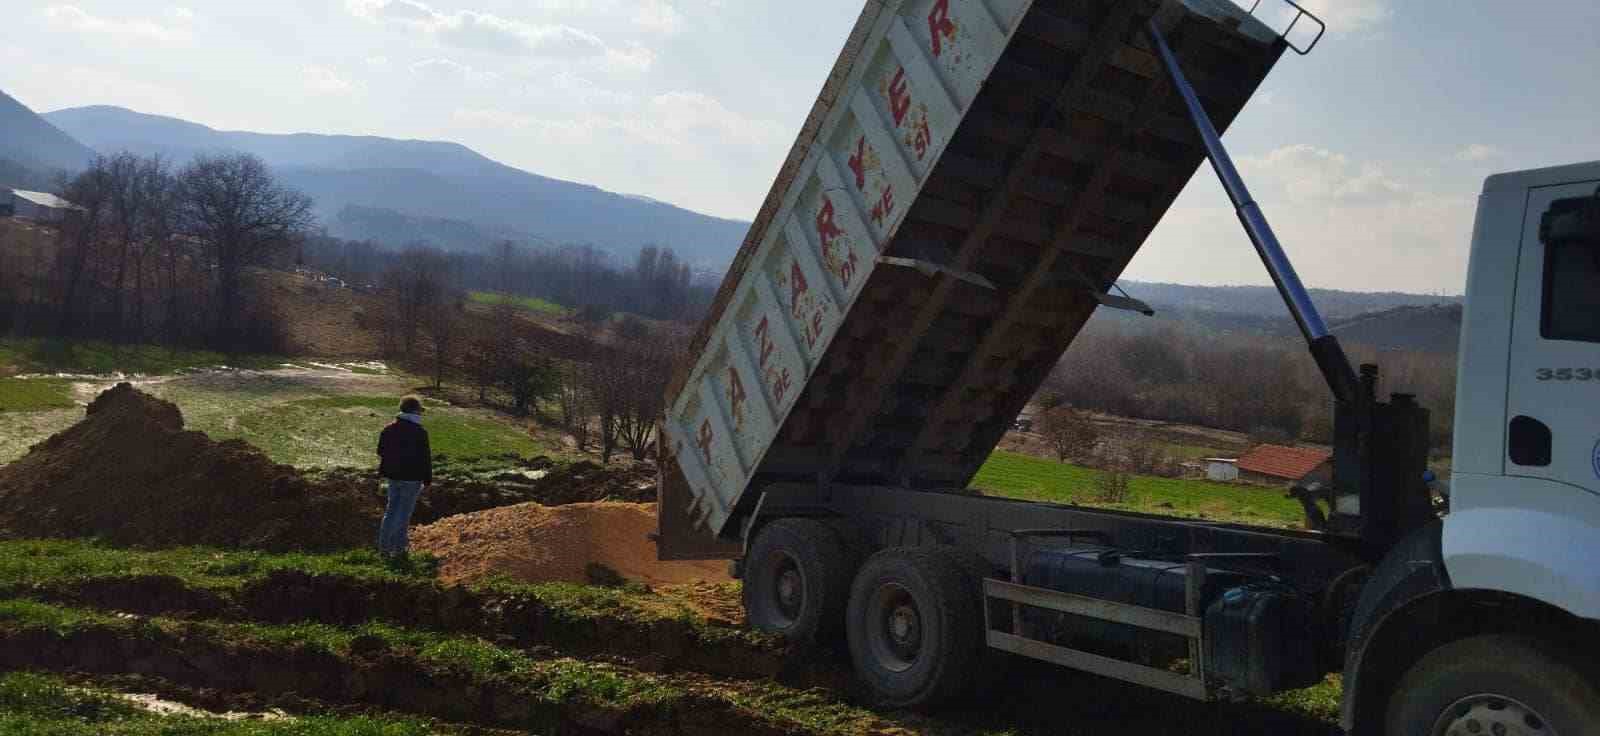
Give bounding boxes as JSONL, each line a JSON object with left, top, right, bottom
{"left": 1235, "top": 444, "right": 1332, "bottom": 486}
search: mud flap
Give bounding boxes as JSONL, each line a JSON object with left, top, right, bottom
{"left": 655, "top": 449, "right": 742, "bottom": 561}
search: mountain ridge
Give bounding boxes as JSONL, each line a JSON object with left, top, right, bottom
{"left": 44, "top": 104, "right": 750, "bottom": 266}
{"left": 0, "top": 90, "right": 94, "bottom": 180}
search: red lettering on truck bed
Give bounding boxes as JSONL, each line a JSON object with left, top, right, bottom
{"left": 928, "top": 0, "right": 956, "bottom": 57}
{"left": 848, "top": 136, "right": 868, "bottom": 189}
{"left": 888, "top": 68, "right": 911, "bottom": 126}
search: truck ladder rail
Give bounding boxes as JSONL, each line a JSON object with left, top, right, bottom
{"left": 1146, "top": 18, "right": 1358, "bottom": 404}
{"left": 1247, "top": 0, "right": 1326, "bottom": 55}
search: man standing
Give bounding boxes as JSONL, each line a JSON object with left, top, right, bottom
{"left": 377, "top": 396, "right": 431, "bottom": 557}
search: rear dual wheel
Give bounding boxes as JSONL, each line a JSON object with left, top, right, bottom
{"left": 742, "top": 519, "right": 854, "bottom": 646}
{"left": 846, "top": 546, "right": 984, "bottom": 709}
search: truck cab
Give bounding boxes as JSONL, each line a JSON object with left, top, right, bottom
{"left": 1340, "top": 163, "right": 1600, "bottom": 735}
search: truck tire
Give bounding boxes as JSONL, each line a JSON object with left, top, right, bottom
{"left": 846, "top": 546, "right": 983, "bottom": 708}
{"left": 1385, "top": 634, "right": 1600, "bottom": 736}
{"left": 742, "top": 518, "right": 853, "bottom": 645}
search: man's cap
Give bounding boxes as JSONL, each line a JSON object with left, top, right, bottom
{"left": 399, "top": 396, "right": 424, "bottom": 414}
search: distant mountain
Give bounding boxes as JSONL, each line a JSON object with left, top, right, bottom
{"left": 44, "top": 105, "right": 750, "bottom": 266}
{"left": 1121, "top": 280, "right": 1461, "bottom": 321}
{"left": 327, "top": 204, "right": 541, "bottom": 252}
{"left": 1328, "top": 303, "right": 1462, "bottom": 354}
{"left": 0, "top": 90, "right": 94, "bottom": 183}
{"left": 1094, "top": 281, "right": 1463, "bottom": 353}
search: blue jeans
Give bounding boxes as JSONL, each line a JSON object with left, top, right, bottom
{"left": 379, "top": 479, "right": 424, "bottom": 555}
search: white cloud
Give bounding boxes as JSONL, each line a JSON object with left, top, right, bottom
{"left": 169, "top": 7, "right": 195, "bottom": 20}
{"left": 303, "top": 65, "right": 355, "bottom": 94}
{"left": 1296, "top": 0, "right": 1391, "bottom": 32}
{"left": 603, "top": 44, "right": 656, "bottom": 73}
{"left": 348, "top": 0, "right": 613, "bottom": 58}
{"left": 40, "top": 4, "right": 192, "bottom": 42}
{"left": 648, "top": 92, "right": 785, "bottom": 147}
{"left": 365, "top": 55, "right": 390, "bottom": 68}
{"left": 410, "top": 57, "right": 501, "bottom": 85}
{"left": 1241, "top": 144, "right": 1405, "bottom": 205}
{"left": 1455, "top": 144, "right": 1501, "bottom": 162}
{"left": 634, "top": 0, "right": 685, "bottom": 35}
{"left": 452, "top": 90, "right": 781, "bottom": 148}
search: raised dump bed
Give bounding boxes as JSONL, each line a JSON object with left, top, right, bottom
{"left": 660, "top": 0, "right": 1293, "bottom": 553}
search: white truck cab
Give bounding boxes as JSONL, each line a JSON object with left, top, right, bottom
{"left": 1342, "top": 163, "right": 1600, "bottom": 735}
{"left": 1446, "top": 161, "right": 1600, "bottom": 619}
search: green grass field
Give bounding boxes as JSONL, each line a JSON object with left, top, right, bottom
{"left": 0, "top": 338, "right": 285, "bottom": 376}
{"left": 971, "top": 450, "right": 1305, "bottom": 527}
{"left": 207, "top": 394, "right": 548, "bottom": 467}
{"left": 467, "top": 291, "right": 569, "bottom": 316}
{"left": 0, "top": 378, "right": 76, "bottom": 412}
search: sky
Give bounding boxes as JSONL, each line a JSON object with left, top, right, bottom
{"left": 2, "top": 0, "right": 1597, "bottom": 294}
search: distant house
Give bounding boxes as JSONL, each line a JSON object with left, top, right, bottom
{"left": 1203, "top": 458, "right": 1239, "bottom": 482}
{"left": 8, "top": 189, "right": 84, "bottom": 223}
{"left": 1235, "top": 444, "right": 1332, "bottom": 485}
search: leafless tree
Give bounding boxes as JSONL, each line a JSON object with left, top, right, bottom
{"left": 177, "top": 153, "right": 313, "bottom": 347}
{"left": 54, "top": 159, "right": 116, "bottom": 335}
{"left": 382, "top": 246, "right": 448, "bottom": 354}
{"left": 557, "top": 361, "right": 593, "bottom": 447}
{"left": 1040, "top": 407, "right": 1098, "bottom": 463}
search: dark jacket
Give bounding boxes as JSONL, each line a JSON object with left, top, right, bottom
{"left": 378, "top": 419, "right": 432, "bottom": 483}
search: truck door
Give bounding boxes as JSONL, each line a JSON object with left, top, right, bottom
{"left": 1506, "top": 179, "right": 1600, "bottom": 493}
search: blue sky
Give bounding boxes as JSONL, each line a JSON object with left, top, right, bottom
{"left": 2, "top": 0, "right": 1596, "bottom": 293}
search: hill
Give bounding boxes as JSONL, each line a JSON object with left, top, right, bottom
{"left": 0, "top": 90, "right": 93, "bottom": 186}
{"left": 1328, "top": 303, "right": 1463, "bottom": 354}
{"left": 44, "top": 105, "right": 749, "bottom": 266}
{"left": 1091, "top": 281, "right": 1463, "bottom": 353}
{"left": 1120, "top": 280, "right": 1461, "bottom": 321}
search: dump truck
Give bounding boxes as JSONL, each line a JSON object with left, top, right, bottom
{"left": 656, "top": 0, "right": 1600, "bottom": 732}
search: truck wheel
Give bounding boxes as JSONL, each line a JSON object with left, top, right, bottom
{"left": 846, "top": 546, "right": 983, "bottom": 708}
{"left": 1386, "top": 634, "right": 1600, "bottom": 736}
{"left": 742, "top": 518, "right": 853, "bottom": 645}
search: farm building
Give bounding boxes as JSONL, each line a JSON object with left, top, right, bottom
{"left": 1203, "top": 458, "right": 1239, "bottom": 482}
{"left": 8, "top": 189, "right": 84, "bottom": 222}
{"left": 1235, "top": 444, "right": 1332, "bottom": 485}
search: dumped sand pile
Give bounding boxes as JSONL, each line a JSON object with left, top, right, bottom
{"left": 412, "top": 501, "right": 730, "bottom": 587}
{"left": 0, "top": 383, "right": 377, "bottom": 550}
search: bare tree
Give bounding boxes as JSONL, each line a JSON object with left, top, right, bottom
{"left": 1040, "top": 407, "right": 1098, "bottom": 463}
{"left": 382, "top": 246, "right": 447, "bottom": 355}
{"left": 177, "top": 153, "right": 313, "bottom": 347}
{"left": 54, "top": 159, "right": 116, "bottom": 336}
{"left": 557, "top": 361, "right": 594, "bottom": 449}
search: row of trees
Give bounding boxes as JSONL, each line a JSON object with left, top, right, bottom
{"left": 366, "top": 243, "right": 681, "bottom": 464}
{"left": 298, "top": 237, "right": 714, "bottom": 324}
{"left": 0, "top": 151, "right": 312, "bottom": 351}
{"left": 1040, "top": 324, "right": 1457, "bottom": 451}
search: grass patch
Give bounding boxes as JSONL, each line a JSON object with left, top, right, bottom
{"left": 0, "top": 338, "right": 285, "bottom": 376}
{"left": 467, "top": 291, "right": 568, "bottom": 317}
{"left": 971, "top": 450, "right": 1304, "bottom": 527}
{"left": 0, "top": 540, "right": 438, "bottom": 593}
{"left": 207, "top": 394, "right": 546, "bottom": 468}
{"left": 0, "top": 671, "right": 450, "bottom": 735}
{"left": 0, "top": 378, "right": 76, "bottom": 412}
{"left": 0, "top": 539, "right": 757, "bottom": 646}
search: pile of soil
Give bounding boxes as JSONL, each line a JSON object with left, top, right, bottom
{"left": 0, "top": 383, "right": 377, "bottom": 550}
{"left": 412, "top": 501, "right": 729, "bottom": 587}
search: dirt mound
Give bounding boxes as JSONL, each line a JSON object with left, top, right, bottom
{"left": 0, "top": 383, "right": 377, "bottom": 550}
{"left": 412, "top": 501, "right": 729, "bottom": 587}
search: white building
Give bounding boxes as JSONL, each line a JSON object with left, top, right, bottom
{"left": 1203, "top": 458, "right": 1240, "bottom": 482}
{"left": 8, "top": 189, "right": 85, "bottom": 223}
